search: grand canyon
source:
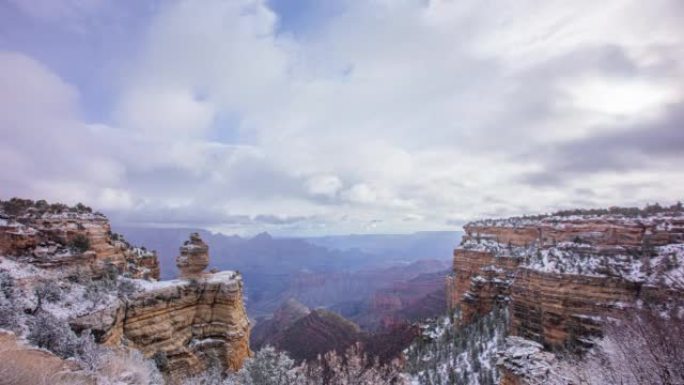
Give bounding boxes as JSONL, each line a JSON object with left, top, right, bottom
{"left": 2, "top": 1, "right": 683, "bottom": 384}
{"left": 1, "top": 198, "right": 682, "bottom": 384}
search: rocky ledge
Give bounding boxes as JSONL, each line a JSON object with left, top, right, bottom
{"left": 74, "top": 270, "right": 251, "bottom": 381}
{"left": 446, "top": 204, "right": 684, "bottom": 384}
{"left": 0, "top": 198, "right": 159, "bottom": 280}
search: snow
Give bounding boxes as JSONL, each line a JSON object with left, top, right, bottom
{"left": 42, "top": 284, "right": 119, "bottom": 320}
{"left": 206, "top": 270, "right": 238, "bottom": 284}
{"left": 0, "top": 257, "right": 48, "bottom": 279}
{"left": 0, "top": 256, "right": 120, "bottom": 322}
{"left": 406, "top": 307, "right": 507, "bottom": 385}
{"left": 467, "top": 211, "right": 684, "bottom": 229}
{"left": 132, "top": 270, "right": 239, "bottom": 292}
{"left": 518, "top": 242, "right": 684, "bottom": 285}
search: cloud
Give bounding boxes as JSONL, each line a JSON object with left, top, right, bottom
{"left": 305, "top": 175, "right": 343, "bottom": 198}
{"left": 1, "top": 0, "right": 684, "bottom": 235}
{"left": 117, "top": 87, "right": 216, "bottom": 138}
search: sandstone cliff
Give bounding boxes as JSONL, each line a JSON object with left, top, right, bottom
{"left": 446, "top": 204, "right": 684, "bottom": 384}
{"left": 0, "top": 199, "right": 251, "bottom": 384}
{"left": 81, "top": 271, "right": 252, "bottom": 380}
{"left": 0, "top": 198, "right": 159, "bottom": 280}
{"left": 80, "top": 233, "right": 250, "bottom": 382}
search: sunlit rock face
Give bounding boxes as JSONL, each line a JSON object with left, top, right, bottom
{"left": 176, "top": 232, "right": 210, "bottom": 279}
{"left": 447, "top": 206, "right": 684, "bottom": 348}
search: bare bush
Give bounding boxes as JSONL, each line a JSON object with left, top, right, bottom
{"left": 560, "top": 305, "right": 684, "bottom": 385}
{"left": 27, "top": 312, "right": 79, "bottom": 358}
{"left": 0, "top": 295, "right": 20, "bottom": 332}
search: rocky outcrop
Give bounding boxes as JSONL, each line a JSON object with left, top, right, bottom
{"left": 446, "top": 205, "right": 684, "bottom": 384}
{"left": 447, "top": 250, "right": 519, "bottom": 323}
{"left": 71, "top": 247, "right": 251, "bottom": 381}
{"left": 497, "top": 337, "right": 562, "bottom": 385}
{"left": 176, "top": 233, "right": 209, "bottom": 279}
{"left": 0, "top": 199, "right": 159, "bottom": 280}
{"left": 89, "top": 272, "right": 252, "bottom": 380}
{"left": 1, "top": 198, "right": 251, "bottom": 383}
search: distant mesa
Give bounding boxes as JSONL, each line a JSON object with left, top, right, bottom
{"left": 176, "top": 232, "right": 210, "bottom": 279}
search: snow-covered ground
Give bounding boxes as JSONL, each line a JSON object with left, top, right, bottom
{"left": 405, "top": 307, "right": 508, "bottom": 385}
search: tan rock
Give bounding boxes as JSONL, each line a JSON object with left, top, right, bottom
{"left": 177, "top": 233, "right": 210, "bottom": 279}
{"left": 0, "top": 330, "right": 94, "bottom": 385}
{"left": 447, "top": 210, "right": 684, "bottom": 357}
{"left": 88, "top": 272, "right": 251, "bottom": 382}
{"left": 0, "top": 210, "right": 160, "bottom": 280}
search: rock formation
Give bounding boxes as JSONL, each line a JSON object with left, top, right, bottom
{"left": 0, "top": 198, "right": 251, "bottom": 384}
{"left": 446, "top": 204, "right": 684, "bottom": 384}
{"left": 77, "top": 272, "right": 251, "bottom": 380}
{"left": 176, "top": 232, "right": 209, "bottom": 279}
{"left": 73, "top": 234, "right": 251, "bottom": 381}
{"left": 0, "top": 198, "right": 159, "bottom": 280}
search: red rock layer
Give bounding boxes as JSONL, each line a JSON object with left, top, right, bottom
{"left": 448, "top": 250, "right": 519, "bottom": 323}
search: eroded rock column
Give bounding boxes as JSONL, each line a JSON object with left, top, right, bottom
{"left": 176, "top": 232, "right": 209, "bottom": 279}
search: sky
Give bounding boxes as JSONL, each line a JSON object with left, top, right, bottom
{"left": 1, "top": 0, "right": 683, "bottom": 236}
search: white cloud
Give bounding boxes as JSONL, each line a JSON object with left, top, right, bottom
{"left": 306, "top": 175, "right": 343, "bottom": 198}
{"left": 2, "top": 0, "right": 684, "bottom": 234}
{"left": 117, "top": 87, "right": 216, "bottom": 139}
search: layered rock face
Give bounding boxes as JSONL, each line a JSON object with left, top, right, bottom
{"left": 447, "top": 206, "right": 684, "bottom": 384}
{"left": 447, "top": 250, "right": 519, "bottom": 323}
{"left": 89, "top": 272, "right": 251, "bottom": 380}
{"left": 0, "top": 199, "right": 159, "bottom": 280}
{"left": 74, "top": 234, "right": 251, "bottom": 381}
{"left": 448, "top": 207, "right": 684, "bottom": 352}
{"left": 1, "top": 198, "right": 251, "bottom": 383}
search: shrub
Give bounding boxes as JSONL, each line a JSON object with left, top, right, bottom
{"left": 0, "top": 271, "right": 14, "bottom": 299}
{"left": 152, "top": 351, "right": 169, "bottom": 372}
{"left": 74, "top": 203, "right": 92, "bottom": 213}
{"left": 84, "top": 279, "right": 112, "bottom": 304}
{"left": 35, "top": 280, "right": 62, "bottom": 303}
{"left": 103, "top": 262, "right": 119, "bottom": 283}
{"left": 117, "top": 279, "right": 138, "bottom": 298}
{"left": 70, "top": 234, "right": 91, "bottom": 253}
{"left": 228, "top": 346, "right": 298, "bottom": 385}
{"left": 27, "top": 312, "right": 80, "bottom": 358}
{"left": 0, "top": 295, "right": 20, "bottom": 332}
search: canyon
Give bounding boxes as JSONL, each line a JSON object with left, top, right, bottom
{"left": 3, "top": 197, "right": 683, "bottom": 385}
